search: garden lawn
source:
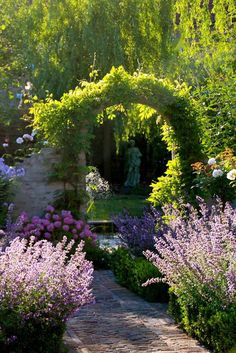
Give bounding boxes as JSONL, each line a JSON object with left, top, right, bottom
{"left": 87, "top": 195, "right": 148, "bottom": 220}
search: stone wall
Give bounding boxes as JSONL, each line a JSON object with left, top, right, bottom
{"left": 13, "top": 148, "right": 64, "bottom": 216}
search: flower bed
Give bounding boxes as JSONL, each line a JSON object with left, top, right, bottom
{"left": 144, "top": 200, "right": 236, "bottom": 353}
{"left": 0, "top": 237, "right": 94, "bottom": 352}
{"left": 5, "top": 205, "right": 97, "bottom": 245}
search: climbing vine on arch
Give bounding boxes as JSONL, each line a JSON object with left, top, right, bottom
{"left": 31, "top": 66, "right": 203, "bottom": 207}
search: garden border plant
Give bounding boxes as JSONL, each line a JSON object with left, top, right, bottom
{"left": 31, "top": 66, "right": 203, "bottom": 209}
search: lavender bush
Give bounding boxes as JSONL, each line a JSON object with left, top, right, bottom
{"left": 144, "top": 199, "right": 236, "bottom": 352}
{"left": 0, "top": 236, "right": 93, "bottom": 352}
{"left": 145, "top": 200, "right": 236, "bottom": 304}
{"left": 113, "top": 207, "right": 167, "bottom": 256}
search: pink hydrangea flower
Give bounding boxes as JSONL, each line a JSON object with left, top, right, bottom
{"left": 64, "top": 217, "right": 74, "bottom": 225}
{"left": 44, "top": 232, "right": 52, "bottom": 239}
{"left": 54, "top": 221, "right": 62, "bottom": 228}
{"left": 52, "top": 214, "right": 60, "bottom": 221}
{"left": 62, "top": 225, "right": 70, "bottom": 232}
{"left": 61, "top": 210, "right": 71, "bottom": 218}
{"left": 46, "top": 205, "right": 55, "bottom": 213}
{"left": 47, "top": 224, "right": 54, "bottom": 232}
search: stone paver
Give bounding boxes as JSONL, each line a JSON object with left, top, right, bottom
{"left": 64, "top": 271, "right": 210, "bottom": 353}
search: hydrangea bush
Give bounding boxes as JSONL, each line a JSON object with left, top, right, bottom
{"left": 4, "top": 205, "right": 97, "bottom": 246}
{"left": 145, "top": 199, "right": 236, "bottom": 352}
{"left": 0, "top": 237, "right": 94, "bottom": 352}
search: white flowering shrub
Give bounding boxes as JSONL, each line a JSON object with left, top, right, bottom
{"left": 192, "top": 148, "right": 236, "bottom": 203}
{"left": 86, "top": 168, "right": 112, "bottom": 200}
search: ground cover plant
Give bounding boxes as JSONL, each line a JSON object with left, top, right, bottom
{"left": 144, "top": 199, "right": 236, "bottom": 353}
{"left": 0, "top": 237, "right": 94, "bottom": 353}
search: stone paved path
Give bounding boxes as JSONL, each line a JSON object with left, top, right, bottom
{"left": 64, "top": 271, "right": 210, "bottom": 353}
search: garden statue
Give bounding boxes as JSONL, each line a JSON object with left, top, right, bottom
{"left": 124, "top": 140, "right": 142, "bottom": 188}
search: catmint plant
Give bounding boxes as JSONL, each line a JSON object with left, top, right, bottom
{"left": 0, "top": 237, "right": 94, "bottom": 320}
{"left": 113, "top": 207, "right": 167, "bottom": 256}
{"left": 0, "top": 236, "right": 94, "bottom": 350}
{"left": 144, "top": 199, "right": 236, "bottom": 306}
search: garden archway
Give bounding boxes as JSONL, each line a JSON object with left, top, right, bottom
{"left": 32, "top": 66, "right": 203, "bottom": 208}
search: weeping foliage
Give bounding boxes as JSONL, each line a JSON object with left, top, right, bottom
{"left": 172, "top": 0, "right": 236, "bottom": 83}
{"left": 0, "top": 0, "right": 175, "bottom": 100}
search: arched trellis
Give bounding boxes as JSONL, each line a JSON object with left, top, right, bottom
{"left": 32, "top": 66, "right": 203, "bottom": 208}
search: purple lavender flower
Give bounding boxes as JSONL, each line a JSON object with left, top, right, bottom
{"left": 62, "top": 224, "right": 70, "bottom": 232}
{"left": 0, "top": 237, "right": 94, "bottom": 321}
{"left": 46, "top": 205, "right": 55, "bottom": 213}
{"left": 144, "top": 199, "right": 236, "bottom": 306}
{"left": 113, "top": 207, "right": 165, "bottom": 256}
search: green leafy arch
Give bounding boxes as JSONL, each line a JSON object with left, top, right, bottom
{"left": 32, "top": 66, "right": 203, "bottom": 205}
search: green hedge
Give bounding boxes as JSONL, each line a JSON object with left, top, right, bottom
{"left": 0, "top": 308, "right": 67, "bottom": 353}
{"left": 84, "top": 242, "right": 111, "bottom": 270}
{"left": 110, "top": 247, "right": 169, "bottom": 303}
{"left": 169, "top": 290, "right": 236, "bottom": 353}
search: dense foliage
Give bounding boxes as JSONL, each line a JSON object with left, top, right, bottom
{"left": 0, "top": 237, "right": 93, "bottom": 352}
{"left": 145, "top": 199, "right": 236, "bottom": 352}
{"left": 32, "top": 66, "right": 203, "bottom": 206}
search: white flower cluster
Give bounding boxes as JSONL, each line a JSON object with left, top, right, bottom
{"left": 16, "top": 132, "right": 35, "bottom": 144}
{"left": 86, "top": 168, "right": 112, "bottom": 200}
{"left": 212, "top": 169, "right": 223, "bottom": 178}
{"left": 227, "top": 169, "right": 236, "bottom": 181}
{"left": 208, "top": 158, "right": 216, "bottom": 166}
{"left": 208, "top": 157, "right": 236, "bottom": 180}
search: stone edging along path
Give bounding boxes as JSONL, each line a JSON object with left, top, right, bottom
{"left": 64, "top": 270, "right": 210, "bottom": 353}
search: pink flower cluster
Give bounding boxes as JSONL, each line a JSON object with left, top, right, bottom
{"left": 0, "top": 237, "right": 94, "bottom": 321}
{"left": 19, "top": 205, "right": 97, "bottom": 243}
